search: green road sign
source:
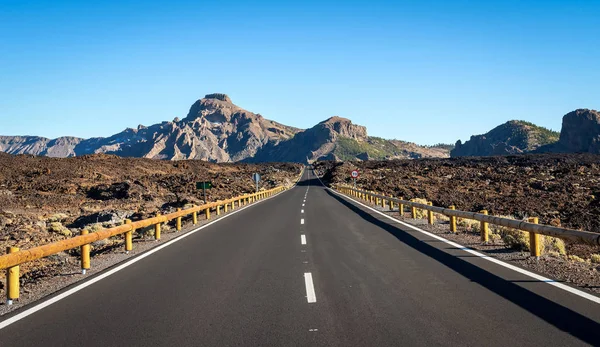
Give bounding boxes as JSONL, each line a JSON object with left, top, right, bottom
{"left": 196, "top": 182, "right": 213, "bottom": 190}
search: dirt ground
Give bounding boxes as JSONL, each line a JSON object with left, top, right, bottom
{"left": 0, "top": 153, "right": 302, "bottom": 285}
{"left": 314, "top": 154, "right": 600, "bottom": 258}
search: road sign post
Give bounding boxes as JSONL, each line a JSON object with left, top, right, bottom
{"left": 252, "top": 173, "right": 261, "bottom": 193}
{"left": 196, "top": 181, "right": 213, "bottom": 203}
{"left": 351, "top": 170, "right": 359, "bottom": 188}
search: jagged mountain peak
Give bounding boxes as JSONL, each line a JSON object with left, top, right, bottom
{"left": 204, "top": 93, "right": 232, "bottom": 102}
{"left": 320, "top": 116, "right": 352, "bottom": 124}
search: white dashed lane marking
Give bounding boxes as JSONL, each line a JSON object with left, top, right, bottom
{"left": 304, "top": 273, "right": 317, "bottom": 303}
{"left": 301, "top": 235, "right": 306, "bottom": 245}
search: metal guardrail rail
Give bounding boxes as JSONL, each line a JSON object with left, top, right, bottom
{"left": 336, "top": 185, "right": 600, "bottom": 252}
{"left": 1, "top": 184, "right": 290, "bottom": 304}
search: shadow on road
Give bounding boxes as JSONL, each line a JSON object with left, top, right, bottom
{"left": 325, "top": 189, "right": 600, "bottom": 344}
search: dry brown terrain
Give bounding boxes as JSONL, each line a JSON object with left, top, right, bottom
{"left": 0, "top": 153, "right": 302, "bottom": 285}
{"left": 314, "top": 154, "right": 600, "bottom": 258}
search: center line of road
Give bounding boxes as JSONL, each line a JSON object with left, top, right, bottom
{"left": 301, "top": 234, "right": 306, "bottom": 245}
{"left": 302, "top": 203, "right": 305, "bottom": 207}
{"left": 301, "top": 218, "right": 305, "bottom": 224}
{"left": 301, "top": 209, "right": 304, "bottom": 213}
{"left": 304, "top": 273, "right": 317, "bottom": 303}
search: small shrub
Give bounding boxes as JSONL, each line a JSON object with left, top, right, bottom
{"left": 457, "top": 218, "right": 480, "bottom": 234}
{"left": 544, "top": 237, "right": 566, "bottom": 255}
{"left": 568, "top": 255, "right": 586, "bottom": 263}
{"left": 501, "top": 228, "right": 530, "bottom": 251}
{"left": 48, "top": 222, "right": 72, "bottom": 237}
{"left": 47, "top": 213, "right": 69, "bottom": 223}
{"left": 591, "top": 254, "right": 600, "bottom": 264}
{"left": 547, "top": 250, "right": 560, "bottom": 258}
{"left": 83, "top": 223, "right": 104, "bottom": 233}
{"left": 137, "top": 226, "right": 155, "bottom": 238}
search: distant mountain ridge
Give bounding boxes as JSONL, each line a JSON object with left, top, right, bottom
{"left": 0, "top": 94, "right": 450, "bottom": 163}
{"left": 452, "top": 109, "right": 600, "bottom": 157}
{"left": 451, "top": 120, "right": 559, "bottom": 157}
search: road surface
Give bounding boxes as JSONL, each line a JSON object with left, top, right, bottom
{"left": 1, "top": 168, "right": 600, "bottom": 346}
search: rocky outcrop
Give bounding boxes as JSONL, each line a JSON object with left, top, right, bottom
{"left": 552, "top": 109, "right": 600, "bottom": 153}
{"left": 451, "top": 120, "right": 559, "bottom": 157}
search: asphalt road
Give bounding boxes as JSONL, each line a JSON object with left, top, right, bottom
{"left": 1, "top": 168, "right": 600, "bottom": 346}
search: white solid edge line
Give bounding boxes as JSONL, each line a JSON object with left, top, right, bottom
{"left": 0, "top": 178, "right": 300, "bottom": 330}
{"left": 312, "top": 169, "right": 600, "bottom": 305}
{"left": 301, "top": 234, "right": 307, "bottom": 245}
{"left": 304, "top": 272, "right": 317, "bottom": 303}
{"left": 301, "top": 218, "right": 305, "bottom": 225}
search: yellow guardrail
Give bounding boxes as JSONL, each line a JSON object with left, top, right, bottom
{"left": 336, "top": 185, "right": 600, "bottom": 255}
{"left": 1, "top": 184, "right": 290, "bottom": 304}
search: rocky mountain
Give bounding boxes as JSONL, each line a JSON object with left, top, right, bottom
{"left": 537, "top": 109, "right": 600, "bottom": 154}
{"left": 249, "top": 117, "right": 451, "bottom": 163}
{"left": 0, "top": 93, "right": 451, "bottom": 163}
{"left": 451, "top": 120, "right": 559, "bottom": 157}
{"left": 0, "top": 94, "right": 300, "bottom": 162}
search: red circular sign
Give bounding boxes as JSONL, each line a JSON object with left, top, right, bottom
{"left": 351, "top": 170, "right": 359, "bottom": 178}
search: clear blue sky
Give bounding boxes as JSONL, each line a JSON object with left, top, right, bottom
{"left": 1, "top": 0, "right": 599, "bottom": 145}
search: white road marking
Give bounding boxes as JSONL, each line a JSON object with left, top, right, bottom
{"left": 329, "top": 186, "right": 600, "bottom": 305}
{"left": 301, "top": 218, "right": 304, "bottom": 225}
{"left": 302, "top": 203, "right": 305, "bottom": 207}
{"left": 301, "top": 234, "right": 307, "bottom": 245}
{"left": 301, "top": 209, "right": 304, "bottom": 213}
{"left": 304, "top": 272, "right": 317, "bottom": 303}
{"left": 0, "top": 184, "right": 294, "bottom": 330}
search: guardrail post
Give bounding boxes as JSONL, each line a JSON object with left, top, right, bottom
{"left": 480, "top": 210, "right": 489, "bottom": 242}
{"left": 427, "top": 202, "right": 434, "bottom": 225}
{"left": 6, "top": 246, "right": 20, "bottom": 305}
{"left": 528, "top": 217, "right": 541, "bottom": 257}
{"left": 381, "top": 196, "right": 386, "bottom": 208}
{"left": 217, "top": 205, "right": 221, "bottom": 216}
{"left": 411, "top": 199, "right": 417, "bottom": 219}
{"left": 176, "top": 208, "right": 182, "bottom": 231}
{"left": 449, "top": 206, "right": 457, "bottom": 232}
{"left": 125, "top": 219, "right": 133, "bottom": 253}
{"left": 155, "top": 212, "right": 161, "bottom": 240}
{"left": 224, "top": 202, "right": 228, "bottom": 213}
{"left": 399, "top": 197, "right": 404, "bottom": 217}
{"left": 206, "top": 207, "right": 211, "bottom": 220}
{"left": 81, "top": 229, "right": 90, "bottom": 274}
{"left": 192, "top": 208, "right": 198, "bottom": 225}
{"left": 389, "top": 195, "right": 394, "bottom": 210}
